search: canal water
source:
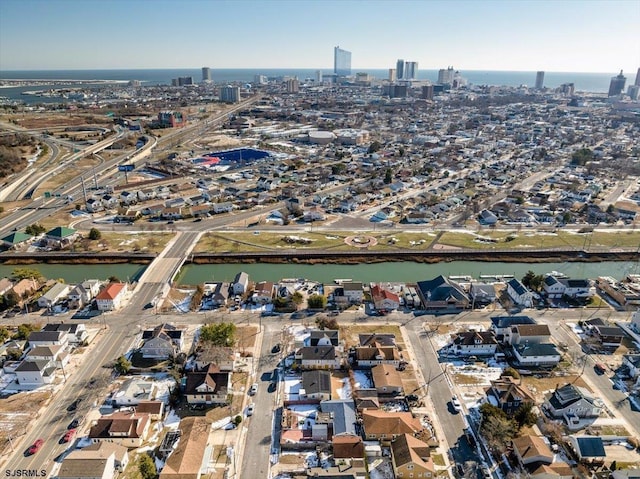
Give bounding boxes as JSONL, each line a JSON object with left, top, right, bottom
{"left": 0, "top": 261, "right": 634, "bottom": 285}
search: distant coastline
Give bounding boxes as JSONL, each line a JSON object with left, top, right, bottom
{"left": 0, "top": 68, "right": 616, "bottom": 93}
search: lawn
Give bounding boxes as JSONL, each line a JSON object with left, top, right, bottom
{"left": 437, "top": 229, "right": 640, "bottom": 250}
{"left": 82, "top": 232, "right": 173, "bottom": 254}
{"left": 35, "top": 155, "right": 104, "bottom": 197}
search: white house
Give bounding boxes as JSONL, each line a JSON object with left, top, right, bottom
{"left": 85, "top": 198, "right": 104, "bottom": 213}
{"left": 342, "top": 282, "right": 364, "bottom": 304}
{"left": 513, "top": 343, "right": 561, "bottom": 367}
{"left": 506, "top": 278, "right": 533, "bottom": 308}
{"left": 370, "top": 284, "right": 400, "bottom": 311}
{"left": 68, "top": 279, "right": 102, "bottom": 308}
{"left": 212, "top": 202, "right": 233, "bottom": 214}
{"left": 543, "top": 275, "right": 565, "bottom": 299}
{"left": 296, "top": 346, "right": 341, "bottom": 369}
{"left": 446, "top": 331, "right": 498, "bottom": 357}
{"left": 37, "top": 282, "right": 70, "bottom": 309}
{"left": 232, "top": 272, "right": 249, "bottom": 295}
{"left": 95, "top": 283, "right": 128, "bottom": 311}
{"left": 15, "top": 359, "right": 56, "bottom": 387}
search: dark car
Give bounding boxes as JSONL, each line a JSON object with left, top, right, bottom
{"left": 27, "top": 438, "right": 43, "bottom": 455}
{"left": 68, "top": 416, "right": 84, "bottom": 429}
{"left": 193, "top": 218, "right": 202, "bottom": 222}
{"left": 271, "top": 343, "right": 282, "bottom": 354}
{"left": 67, "top": 399, "right": 81, "bottom": 412}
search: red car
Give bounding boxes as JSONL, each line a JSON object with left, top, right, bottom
{"left": 62, "top": 429, "right": 76, "bottom": 443}
{"left": 27, "top": 438, "right": 43, "bottom": 455}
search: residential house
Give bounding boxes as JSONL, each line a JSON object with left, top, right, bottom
{"left": 446, "top": 331, "right": 498, "bottom": 357}
{"left": 359, "top": 334, "right": 396, "bottom": 348}
{"left": 27, "top": 330, "right": 67, "bottom": 348}
{"left": 469, "top": 283, "right": 497, "bottom": 307}
{"left": 391, "top": 433, "right": 435, "bottom": 479}
{"left": 296, "top": 346, "right": 341, "bottom": 370}
{"left": 119, "top": 191, "right": 137, "bottom": 205}
{"left": 95, "top": 283, "right": 128, "bottom": 311}
{"left": 506, "top": 278, "right": 533, "bottom": 308}
{"left": 306, "top": 461, "right": 367, "bottom": 479}
{"left": 512, "top": 343, "right": 561, "bottom": 367}
{"left": 355, "top": 343, "right": 402, "bottom": 368}
{"left": 371, "top": 364, "right": 403, "bottom": 396}
{"left": 26, "top": 345, "right": 69, "bottom": 367}
{"left": 140, "top": 323, "right": 184, "bottom": 359}
{"left": 416, "top": 275, "right": 470, "bottom": 311}
{"left": 184, "top": 364, "right": 230, "bottom": 405}
{"left": 362, "top": 410, "right": 423, "bottom": 442}
{"left": 528, "top": 463, "right": 573, "bottom": 479}
{"left": 543, "top": 277, "right": 595, "bottom": 299}
{"left": 543, "top": 275, "right": 566, "bottom": 299}
{"left": 512, "top": 435, "right": 554, "bottom": 468}
{"left": 490, "top": 316, "right": 537, "bottom": 344}
{"left": 111, "top": 378, "right": 156, "bottom": 406}
{"left": 232, "top": 272, "right": 249, "bottom": 295}
{"left": 88, "top": 411, "right": 151, "bottom": 448}
{"left": 543, "top": 383, "right": 603, "bottom": 429}
{"left": 568, "top": 436, "right": 606, "bottom": 462}
{"left": 42, "top": 323, "right": 88, "bottom": 345}
{"left": 333, "top": 434, "right": 365, "bottom": 461}
{"left": 135, "top": 401, "right": 165, "bottom": 421}
{"left": 301, "top": 370, "right": 332, "bottom": 401}
{"left": 44, "top": 226, "right": 79, "bottom": 248}
{"left": 212, "top": 202, "right": 233, "bottom": 214}
{"left": 622, "top": 354, "right": 640, "bottom": 388}
{"left": 320, "top": 399, "right": 358, "bottom": 436}
{"left": 485, "top": 376, "right": 535, "bottom": 416}
{"left": 37, "top": 282, "right": 70, "bottom": 309}
{"left": 10, "top": 278, "right": 39, "bottom": 306}
{"left": 192, "top": 345, "right": 235, "bottom": 371}
{"left": 370, "top": 284, "right": 401, "bottom": 311}
{"left": 58, "top": 442, "right": 129, "bottom": 479}
{"left": 591, "top": 325, "right": 626, "bottom": 350}
{"left": 159, "top": 417, "right": 212, "bottom": 479}
{"left": 509, "top": 324, "right": 551, "bottom": 345}
{"left": 101, "top": 195, "right": 119, "bottom": 209}
{"left": 67, "top": 279, "right": 102, "bottom": 308}
{"left": 15, "top": 359, "right": 57, "bottom": 387}
{"left": 338, "top": 282, "right": 364, "bottom": 304}
{"left": 203, "top": 282, "right": 229, "bottom": 307}
{"left": 310, "top": 330, "right": 340, "bottom": 348}
{"left": 252, "top": 281, "right": 274, "bottom": 304}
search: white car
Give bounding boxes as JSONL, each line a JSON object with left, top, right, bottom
{"left": 249, "top": 383, "right": 258, "bottom": 395}
{"left": 452, "top": 395, "right": 462, "bottom": 412}
{"left": 246, "top": 403, "right": 255, "bottom": 416}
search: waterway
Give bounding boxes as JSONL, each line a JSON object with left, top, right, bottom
{"left": 0, "top": 261, "right": 634, "bottom": 286}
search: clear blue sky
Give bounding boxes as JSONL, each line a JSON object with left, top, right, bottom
{"left": 1, "top": 0, "right": 638, "bottom": 72}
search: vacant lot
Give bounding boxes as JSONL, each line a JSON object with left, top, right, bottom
{"left": 0, "top": 390, "right": 51, "bottom": 453}
{"left": 339, "top": 324, "right": 403, "bottom": 349}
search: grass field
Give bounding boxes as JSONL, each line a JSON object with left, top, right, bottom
{"left": 437, "top": 229, "right": 640, "bottom": 250}
{"left": 35, "top": 155, "right": 104, "bottom": 197}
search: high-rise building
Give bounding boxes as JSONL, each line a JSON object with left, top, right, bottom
{"left": 608, "top": 70, "right": 626, "bottom": 97}
{"left": 559, "top": 83, "right": 575, "bottom": 97}
{"left": 635, "top": 67, "right": 640, "bottom": 87}
{"left": 334, "top": 46, "right": 352, "bottom": 76}
{"left": 202, "top": 67, "right": 212, "bottom": 83}
{"left": 178, "top": 76, "right": 194, "bottom": 86}
{"left": 438, "top": 67, "right": 455, "bottom": 85}
{"left": 286, "top": 79, "right": 299, "bottom": 93}
{"left": 388, "top": 68, "right": 397, "bottom": 82}
{"left": 396, "top": 59, "right": 405, "bottom": 80}
{"left": 628, "top": 85, "right": 640, "bottom": 101}
{"left": 220, "top": 86, "right": 241, "bottom": 103}
{"left": 315, "top": 70, "right": 323, "bottom": 83}
{"left": 254, "top": 74, "right": 268, "bottom": 85}
{"left": 422, "top": 85, "right": 434, "bottom": 100}
{"left": 535, "top": 71, "right": 545, "bottom": 89}
{"left": 404, "top": 61, "right": 418, "bottom": 80}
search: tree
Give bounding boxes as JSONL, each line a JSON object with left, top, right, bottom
{"left": 291, "top": 292, "right": 304, "bottom": 308}
{"left": 397, "top": 146, "right": 405, "bottom": 157}
{"left": 316, "top": 316, "right": 339, "bottom": 330}
{"left": 11, "top": 268, "right": 43, "bottom": 281}
{"left": 0, "top": 326, "right": 9, "bottom": 343}
{"left": 384, "top": 168, "right": 393, "bottom": 184}
{"left": 2, "top": 290, "right": 20, "bottom": 309}
{"left": 14, "top": 323, "right": 40, "bottom": 340}
{"left": 88, "top": 228, "right": 102, "bottom": 240}
{"left": 502, "top": 367, "right": 520, "bottom": 380}
{"left": 138, "top": 453, "right": 157, "bottom": 479}
{"left": 522, "top": 270, "right": 536, "bottom": 289}
{"left": 114, "top": 355, "right": 131, "bottom": 375}
{"left": 107, "top": 276, "right": 121, "bottom": 283}
{"left": 368, "top": 141, "right": 381, "bottom": 154}
{"left": 233, "top": 415, "right": 243, "bottom": 426}
{"left": 307, "top": 294, "right": 327, "bottom": 310}
{"left": 571, "top": 148, "right": 593, "bottom": 166}
{"left": 199, "top": 322, "right": 236, "bottom": 346}
{"left": 514, "top": 402, "right": 537, "bottom": 428}
{"left": 25, "top": 223, "right": 46, "bottom": 236}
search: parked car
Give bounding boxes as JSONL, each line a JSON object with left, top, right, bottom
{"left": 67, "top": 398, "right": 82, "bottom": 412}
{"left": 27, "top": 438, "right": 43, "bottom": 455}
{"left": 61, "top": 429, "right": 76, "bottom": 443}
{"left": 246, "top": 403, "right": 255, "bottom": 416}
{"left": 452, "top": 395, "right": 462, "bottom": 412}
{"left": 249, "top": 383, "right": 258, "bottom": 395}
{"left": 68, "top": 416, "right": 84, "bottom": 429}
{"left": 594, "top": 363, "right": 607, "bottom": 374}
{"left": 271, "top": 343, "right": 282, "bottom": 353}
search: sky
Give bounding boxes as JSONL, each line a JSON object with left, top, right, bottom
{"left": 0, "top": 0, "right": 638, "bottom": 73}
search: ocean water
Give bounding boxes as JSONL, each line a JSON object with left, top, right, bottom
{"left": 0, "top": 68, "right": 616, "bottom": 104}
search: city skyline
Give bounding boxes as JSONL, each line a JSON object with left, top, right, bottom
{"left": 0, "top": 0, "right": 638, "bottom": 73}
